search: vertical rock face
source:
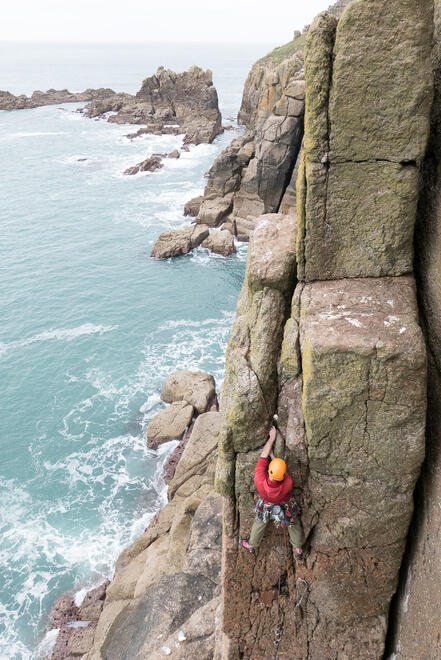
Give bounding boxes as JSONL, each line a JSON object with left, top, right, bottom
{"left": 215, "top": 1, "right": 432, "bottom": 658}
{"left": 297, "top": 0, "right": 433, "bottom": 281}
{"left": 296, "top": 278, "right": 426, "bottom": 657}
{"left": 193, "top": 38, "right": 306, "bottom": 242}
{"left": 388, "top": 2, "right": 441, "bottom": 657}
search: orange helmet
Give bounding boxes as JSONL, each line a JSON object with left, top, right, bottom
{"left": 268, "top": 458, "right": 286, "bottom": 481}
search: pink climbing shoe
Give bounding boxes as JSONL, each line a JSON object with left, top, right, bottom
{"left": 241, "top": 539, "right": 256, "bottom": 555}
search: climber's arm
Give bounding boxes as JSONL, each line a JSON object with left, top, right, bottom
{"left": 260, "top": 426, "right": 277, "bottom": 458}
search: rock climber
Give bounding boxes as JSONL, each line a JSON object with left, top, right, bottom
{"left": 241, "top": 425, "right": 304, "bottom": 560}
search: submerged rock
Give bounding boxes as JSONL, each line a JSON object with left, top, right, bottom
{"left": 150, "top": 224, "right": 209, "bottom": 259}
{"left": 123, "top": 155, "right": 163, "bottom": 175}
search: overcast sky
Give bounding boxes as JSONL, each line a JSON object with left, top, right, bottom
{"left": 2, "top": 0, "right": 334, "bottom": 43}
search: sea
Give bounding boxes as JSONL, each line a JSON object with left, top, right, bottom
{"left": 0, "top": 41, "right": 274, "bottom": 659}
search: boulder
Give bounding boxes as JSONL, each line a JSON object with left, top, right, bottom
{"left": 201, "top": 230, "right": 236, "bottom": 256}
{"left": 123, "top": 155, "right": 163, "bottom": 175}
{"left": 196, "top": 196, "right": 233, "bottom": 227}
{"left": 161, "top": 370, "right": 217, "bottom": 414}
{"left": 167, "top": 149, "right": 180, "bottom": 159}
{"left": 151, "top": 224, "right": 209, "bottom": 259}
{"left": 146, "top": 401, "right": 194, "bottom": 449}
{"left": 183, "top": 196, "right": 203, "bottom": 217}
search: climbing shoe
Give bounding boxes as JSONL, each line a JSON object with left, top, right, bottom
{"left": 241, "top": 539, "right": 256, "bottom": 555}
{"left": 294, "top": 549, "right": 304, "bottom": 561}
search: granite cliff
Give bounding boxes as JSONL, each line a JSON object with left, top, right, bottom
{"left": 45, "top": 0, "right": 441, "bottom": 658}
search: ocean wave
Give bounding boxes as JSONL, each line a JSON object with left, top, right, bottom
{"left": 0, "top": 131, "right": 68, "bottom": 141}
{"left": 0, "top": 324, "right": 118, "bottom": 357}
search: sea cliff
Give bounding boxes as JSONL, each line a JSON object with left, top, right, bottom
{"left": 48, "top": 0, "right": 441, "bottom": 657}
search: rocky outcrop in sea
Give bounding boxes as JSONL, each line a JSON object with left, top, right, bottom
{"left": 83, "top": 66, "right": 222, "bottom": 146}
{"left": 0, "top": 88, "right": 115, "bottom": 110}
{"left": 40, "top": 0, "right": 441, "bottom": 657}
{"left": 1, "top": 65, "right": 223, "bottom": 149}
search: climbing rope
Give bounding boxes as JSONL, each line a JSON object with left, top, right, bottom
{"left": 273, "top": 571, "right": 284, "bottom": 648}
{"left": 273, "top": 527, "right": 310, "bottom": 648}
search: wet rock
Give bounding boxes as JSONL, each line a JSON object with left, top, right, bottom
{"left": 183, "top": 196, "right": 203, "bottom": 217}
{"left": 201, "top": 230, "right": 236, "bottom": 256}
{"left": 167, "top": 149, "right": 180, "bottom": 159}
{"left": 78, "top": 580, "right": 109, "bottom": 622}
{"left": 150, "top": 224, "right": 209, "bottom": 259}
{"left": 123, "top": 155, "right": 163, "bottom": 175}
{"left": 51, "top": 624, "right": 75, "bottom": 659}
{"left": 162, "top": 422, "right": 194, "bottom": 485}
{"left": 161, "top": 370, "right": 216, "bottom": 414}
{"left": 146, "top": 401, "right": 194, "bottom": 449}
{"left": 49, "top": 594, "right": 79, "bottom": 629}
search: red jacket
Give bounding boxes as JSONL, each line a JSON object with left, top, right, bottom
{"left": 254, "top": 457, "right": 292, "bottom": 504}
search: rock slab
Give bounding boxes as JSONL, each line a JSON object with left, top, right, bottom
{"left": 151, "top": 225, "right": 209, "bottom": 259}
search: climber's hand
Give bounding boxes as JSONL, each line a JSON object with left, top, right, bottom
{"left": 268, "top": 426, "right": 277, "bottom": 443}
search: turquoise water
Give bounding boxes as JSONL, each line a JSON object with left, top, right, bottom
{"left": 0, "top": 42, "right": 268, "bottom": 658}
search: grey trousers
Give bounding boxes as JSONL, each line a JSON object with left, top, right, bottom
{"left": 248, "top": 515, "right": 304, "bottom": 548}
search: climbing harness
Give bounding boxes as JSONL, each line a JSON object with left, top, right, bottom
{"left": 255, "top": 491, "right": 300, "bottom": 527}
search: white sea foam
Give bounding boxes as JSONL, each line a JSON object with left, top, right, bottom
{"left": 0, "top": 324, "right": 118, "bottom": 357}
{"left": 1, "top": 131, "right": 67, "bottom": 141}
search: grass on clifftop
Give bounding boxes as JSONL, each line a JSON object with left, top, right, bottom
{"left": 258, "top": 32, "right": 306, "bottom": 67}
{"left": 257, "top": 0, "right": 353, "bottom": 67}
